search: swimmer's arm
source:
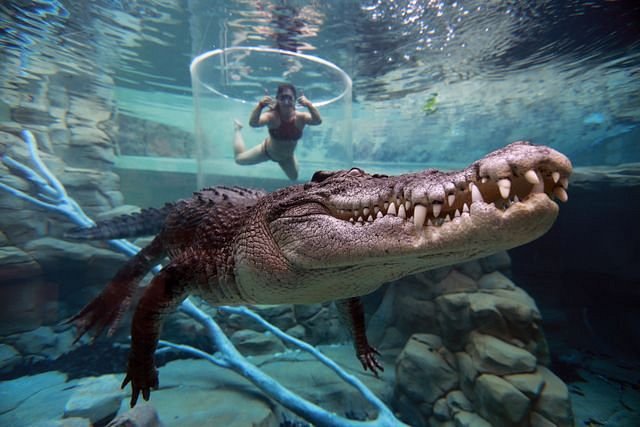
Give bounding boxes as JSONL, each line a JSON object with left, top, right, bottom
{"left": 249, "top": 97, "right": 275, "bottom": 127}
{"left": 299, "top": 97, "right": 322, "bottom": 125}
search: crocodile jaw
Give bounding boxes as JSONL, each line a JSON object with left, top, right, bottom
{"left": 274, "top": 192, "right": 558, "bottom": 272}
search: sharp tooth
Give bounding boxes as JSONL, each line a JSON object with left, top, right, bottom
{"left": 454, "top": 209, "right": 461, "bottom": 217}
{"left": 357, "top": 216, "right": 364, "bottom": 223}
{"left": 553, "top": 187, "right": 568, "bottom": 202}
{"left": 387, "top": 203, "right": 397, "bottom": 216}
{"left": 432, "top": 203, "right": 441, "bottom": 218}
{"left": 525, "top": 169, "right": 540, "bottom": 184}
{"left": 376, "top": 210, "right": 383, "bottom": 219}
{"left": 398, "top": 204, "right": 407, "bottom": 219}
{"left": 532, "top": 172, "right": 544, "bottom": 193}
{"left": 463, "top": 203, "right": 470, "bottom": 213}
{"left": 560, "top": 177, "right": 569, "bottom": 189}
{"left": 497, "top": 179, "right": 511, "bottom": 199}
{"left": 353, "top": 210, "right": 359, "bottom": 218}
{"left": 414, "top": 204, "right": 427, "bottom": 228}
{"left": 362, "top": 207, "right": 370, "bottom": 217}
{"left": 470, "top": 183, "right": 484, "bottom": 204}
{"left": 552, "top": 171, "right": 560, "bottom": 183}
{"left": 367, "top": 215, "right": 374, "bottom": 222}
{"left": 514, "top": 195, "right": 520, "bottom": 203}
{"left": 448, "top": 194, "right": 455, "bottom": 207}
{"left": 405, "top": 200, "right": 412, "bottom": 211}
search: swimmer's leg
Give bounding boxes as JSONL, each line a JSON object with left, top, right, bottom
{"left": 278, "top": 156, "right": 299, "bottom": 181}
{"left": 235, "top": 138, "right": 270, "bottom": 165}
{"left": 232, "top": 119, "right": 245, "bottom": 156}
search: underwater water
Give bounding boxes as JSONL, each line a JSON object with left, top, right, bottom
{"left": 0, "top": 1, "right": 639, "bottom": 426}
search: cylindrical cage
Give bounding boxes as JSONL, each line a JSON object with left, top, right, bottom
{"left": 190, "top": 46, "right": 352, "bottom": 188}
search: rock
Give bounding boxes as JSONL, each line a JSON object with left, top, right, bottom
{"left": 284, "top": 324, "right": 306, "bottom": 341}
{"left": 474, "top": 373, "right": 531, "bottom": 426}
{"left": 230, "top": 329, "right": 285, "bottom": 355}
{"left": 64, "top": 375, "right": 125, "bottom": 424}
{"left": 293, "top": 303, "right": 323, "bottom": 321}
{"left": 31, "top": 417, "right": 92, "bottom": 427}
{"left": 7, "top": 326, "right": 75, "bottom": 361}
{"left": 432, "top": 397, "right": 450, "bottom": 421}
{"left": 445, "top": 390, "right": 472, "bottom": 413}
{"left": 433, "top": 269, "right": 477, "bottom": 295}
{"left": 533, "top": 366, "right": 574, "bottom": 427}
{"left": 530, "top": 411, "right": 557, "bottom": 427}
{"left": 504, "top": 370, "right": 545, "bottom": 399}
{"left": 477, "top": 271, "right": 516, "bottom": 290}
{"left": 455, "top": 352, "right": 477, "bottom": 399}
{"left": 251, "top": 304, "right": 297, "bottom": 331}
{"left": 0, "top": 371, "right": 70, "bottom": 426}
{"left": 0, "top": 246, "right": 53, "bottom": 335}
{"left": 392, "top": 292, "right": 437, "bottom": 336}
{"left": 466, "top": 331, "right": 537, "bottom": 375}
{"left": 454, "top": 261, "right": 484, "bottom": 280}
{"left": 452, "top": 410, "right": 492, "bottom": 427}
{"left": 468, "top": 293, "right": 509, "bottom": 337}
{"left": 106, "top": 403, "right": 163, "bottom": 427}
{"left": 0, "top": 343, "right": 21, "bottom": 373}
{"left": 479, "top": 251, "right": 511, "bottom": 273}
{"left": 435, "top": 293, "right": 471, "bottom": 349}
{"left": 395, "top": 334, "right": 458, "bottom": 409}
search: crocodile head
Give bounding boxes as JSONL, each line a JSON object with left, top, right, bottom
{"left": 235, "top": 141, "right": 572, "bottom": 303}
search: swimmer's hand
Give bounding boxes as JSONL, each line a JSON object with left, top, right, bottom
{"left": 258, "top": 96, "right": 274, "bottom": 108}
{"left": 297, "top": 95, "right": 312, "bottom": 107}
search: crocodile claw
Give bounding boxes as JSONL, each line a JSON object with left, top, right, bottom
{"left": 358, "top": 345, "right": 384, "bottom": 377}
{"left": 122, "top": 357, "right": 158, "bottom": 407}
{"left": 68, "top": 295, "right": 129, "bottom": 343}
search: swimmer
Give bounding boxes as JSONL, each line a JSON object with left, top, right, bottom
{"left": 233, "top": 83, "right": 322, "bottom": 180}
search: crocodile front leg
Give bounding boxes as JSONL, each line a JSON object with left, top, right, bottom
{"left": 70, "top": 237, "right": 165, "bottom": 340}
{"left": 336, "top": 297, "right": 383, "bottom": 376}
{"left": 122, "top": 262, "right": 190, "bottom": 407}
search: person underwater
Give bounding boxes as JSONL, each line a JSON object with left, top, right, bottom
{"left": 232, "top": 83, "right": 322, "bottom": 180}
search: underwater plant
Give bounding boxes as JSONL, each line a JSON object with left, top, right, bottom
{"left": 0, "top": 129, "right": 406, "bottom": 427}
{"left": 421, "top": 92, "right": 438, "bottom": 115}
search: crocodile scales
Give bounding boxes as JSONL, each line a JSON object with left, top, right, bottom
{"left": 66, "top": 141, "right": 572, "bottom": 406}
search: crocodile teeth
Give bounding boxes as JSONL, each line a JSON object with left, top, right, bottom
{"left": 414, "top": 204, "right": 427, "bottom": 228}
{"left": 432, "top": 203, "right": 442, "bottom": 218}
{"left": 387, "top": 203, "right": 397, "bottom": 216}
{"left": 447, "top": 194, "right": 455, "bottom": 207}
{"left": 524, "top": 169, "right": 540, "bottom": 185}
{"left": 531, "top": 171, "right": 544, "bottom": 194}
{"left": 560, "top": 177, "right": 569, "bottom": 189}
{"left": 553, "top": 187, "right": 568, "bottom": 202}
{"left": 552, "top": 171, "right": 560, "bottom": 183}
{"left": 398, "top": 204, "right": 407, "bottom": 219}
{"left": 470, "top": 183, "right": 484, "bottom": 204}
{"left": 497, "top": 179, "right": 511, "bottom": 199}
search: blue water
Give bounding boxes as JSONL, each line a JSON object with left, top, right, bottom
{"left": 1, "top": 1, "right": 639, "bottom": 426}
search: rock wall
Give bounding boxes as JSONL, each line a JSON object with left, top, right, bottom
{"left": 374, "top": 254, "right": 574, "bottom": 427}
{"left": 0, "top": 4, "right": 138, "bottom": 336}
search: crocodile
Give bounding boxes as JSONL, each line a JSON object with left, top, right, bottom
{"left": 67, "top": 141, "right": 572, "bottom": 407}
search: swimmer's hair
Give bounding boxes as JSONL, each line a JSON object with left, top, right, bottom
{"left": 276, "top": 83, "right": 297, "bottom": 98}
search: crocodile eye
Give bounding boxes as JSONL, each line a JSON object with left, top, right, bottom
{"left": 347, "top": 168, "right": 364, "bottom": 176}
{"left": 310, "top": 170, "right": 335, "bottom": 183}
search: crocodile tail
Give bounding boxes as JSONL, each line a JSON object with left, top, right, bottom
{"left": 65, "top": 203, "right": 174, "bottom": 240}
